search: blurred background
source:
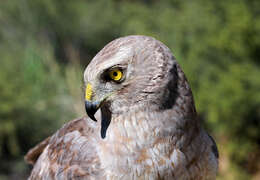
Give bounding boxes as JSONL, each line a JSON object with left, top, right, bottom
{"left": 0, "top": 0, "right": 259, "bottom": 179}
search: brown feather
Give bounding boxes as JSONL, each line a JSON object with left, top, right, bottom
{"left": 25, "top": 136, "right": 51, "bottom": 165}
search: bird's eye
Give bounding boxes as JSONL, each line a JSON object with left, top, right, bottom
{"left": 108, "top": 68, "right": 123, "bottom": 81}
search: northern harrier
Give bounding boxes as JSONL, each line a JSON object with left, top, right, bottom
{"left": 25, "top": 35, "right": 218, "bottom": 179}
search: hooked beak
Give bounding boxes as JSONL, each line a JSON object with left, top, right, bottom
{"left": 85, "top": 100, "right": 100, "bottom": 122}
{"left": 85, "top": 83, "right": 100, "bottom": 122}
{"left": 84, "top": 83, "right": 111, "bottom": 139}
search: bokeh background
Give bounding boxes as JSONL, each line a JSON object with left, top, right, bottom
{"left": 0, "top": 0, "right": 259, "bottom": 179}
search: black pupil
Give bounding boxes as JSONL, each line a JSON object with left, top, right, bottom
{"left": 113, "top": 71, "right": 118, "bottom": 76}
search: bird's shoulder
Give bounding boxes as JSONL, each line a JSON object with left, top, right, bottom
{"left": 25, "top": 116, "right": 96, "bottom": 165}
{"left": 26, "top": 116, "right": 102, "bottom": 179}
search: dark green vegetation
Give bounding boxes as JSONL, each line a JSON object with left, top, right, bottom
{"left": 0, "top": 0, "right": 259, "bottom": 179}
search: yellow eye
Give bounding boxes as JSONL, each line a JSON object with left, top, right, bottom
{"left": 108, "top": 69, "right": 123, "bottom": 81}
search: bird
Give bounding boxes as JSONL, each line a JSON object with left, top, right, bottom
{"left": 25, "top": 35, "right": 218, "bottom": 180}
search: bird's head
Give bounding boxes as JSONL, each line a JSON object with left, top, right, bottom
{"left": 83, "top": 35, "right": 195, "bottom": 139}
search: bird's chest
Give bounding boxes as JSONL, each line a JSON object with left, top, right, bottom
{"left": 97, "top": 137, "right": 190, "bottom": 180}
{"left": 95, "top": 116, "right": 208, "bottom": 179}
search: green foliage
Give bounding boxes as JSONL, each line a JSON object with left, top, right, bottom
{"left": 0, "top": 36, "right": 83, "bottom": 177}
{"left": 0, "top": 0, "right": 259, "bottom": 179}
